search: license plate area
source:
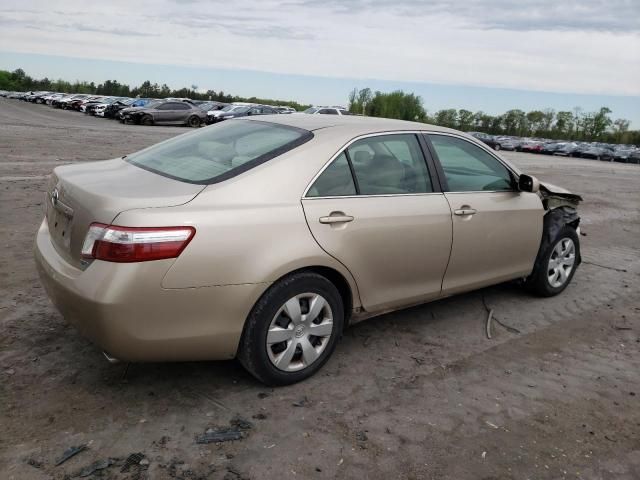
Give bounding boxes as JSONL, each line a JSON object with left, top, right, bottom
{"left": 46, "top": 201, "right": 72, "bottom": 250}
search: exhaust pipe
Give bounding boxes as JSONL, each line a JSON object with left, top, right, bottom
{"left": 102, "top": 351, "right": 121, "bottom": 364}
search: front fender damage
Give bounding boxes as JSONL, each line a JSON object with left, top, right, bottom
{"left": 536, "top": 182, "right": 583, "bottom": 269}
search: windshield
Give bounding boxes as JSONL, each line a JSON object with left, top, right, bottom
{"left": 127, "top": 120, "right": 313, "bottom": 184}
{"left": 303, "top": 107, "right": 319, "bottom": 114}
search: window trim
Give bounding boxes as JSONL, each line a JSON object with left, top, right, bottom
{"left": 302, "top": 131, "right": 442, "bottom": 199}
{"left": 424, "top": 132, "right": 519, "bottom": 194}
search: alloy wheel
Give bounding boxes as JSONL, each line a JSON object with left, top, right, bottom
{"left": 547, "top": 238, "right": 576, "bottom": 288}
{"left": 266, "top": 293, "right": 334, "bottom": 372}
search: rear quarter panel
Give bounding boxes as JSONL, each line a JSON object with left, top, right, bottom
{"left": 113, "top": 138, "right": 362, "bottom": 306}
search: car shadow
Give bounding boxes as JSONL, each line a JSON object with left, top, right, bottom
{"left": 104, "top": 280, "right": 529, "bottom": 393}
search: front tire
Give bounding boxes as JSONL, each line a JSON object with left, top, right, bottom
{"left": 494, "top": 144, "right": 501, "bottom": 151}
{"left": 525, "top": 225, "right": 579, "bottom": 297}
{"left": 187, "top": 115, "right": 201, "bottom": 128}
{"left": 238, "top": 272, "right": 344, "bottom": 386}
{"left": 141, "top": 115, "right": 154, "bottom": 126}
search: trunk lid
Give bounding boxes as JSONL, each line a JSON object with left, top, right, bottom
{"left": 45, "top": 158, "right": 205, "bottom": 268}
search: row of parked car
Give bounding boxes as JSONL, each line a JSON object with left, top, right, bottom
{"left": 6, "top": 91, "right": 635, "bottom": 163}
{"left": 469, "top": 132, "right": 639, "bottom": 164}
{"left": 0, "top": 90, "right": 325, "bottom": 127}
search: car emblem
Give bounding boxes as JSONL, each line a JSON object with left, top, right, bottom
{"left": 51, "top": 188, "right": 59, "bottom": 206}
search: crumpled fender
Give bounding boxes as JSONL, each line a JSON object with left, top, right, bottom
{"left": 539, "top": 182, "right": 582, "bottom": 210}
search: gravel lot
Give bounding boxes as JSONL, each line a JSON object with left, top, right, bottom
{"left": 1, "top": 98, "right": 639, "bottom": 480}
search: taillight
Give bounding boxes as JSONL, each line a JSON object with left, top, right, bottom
{"left": 81, "top": 223, "right": 195, "bottom": 263}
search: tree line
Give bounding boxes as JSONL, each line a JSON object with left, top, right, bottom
{"left": 1, "top": 68, "right": 636, "bottom": 144}
{"left": 0, "top": 68, "right": 312, "bottom": 111}
{"left": 348, "top": 88, "right": 638, "bottom": 145}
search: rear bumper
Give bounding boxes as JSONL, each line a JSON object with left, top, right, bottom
{"left": 34, "top": 219, "right": 269, "bottom": 362}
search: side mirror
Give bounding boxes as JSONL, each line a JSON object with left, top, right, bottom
{"left": 518, "top": 174, "right": 540, "bottom": 193}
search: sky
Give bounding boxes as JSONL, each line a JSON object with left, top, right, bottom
{"left": 1, "top": 0, "right": 639, "bottom": 124}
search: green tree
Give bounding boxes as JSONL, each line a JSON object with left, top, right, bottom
{"left": 366, "top": 90, "right": 426, "bottom": 121}
{"left": 502, "top": 109, "right": 526, "bottom": 136}
{"left": 526, "top": 110, "right": 544, "bottom": 134}
{"left": 554, "top": 111, "right": 574, "bottom": 137}
{"left": 590, "top": 107, "right": 613, "bottom": 139}
{"left": 457, "top": 109, "right": 474, "bottom": 131}
{"left": 434, "top": 109, "right": 458, "bottom": 128}
{"left": 612, "top": 118, "right": 630, "bottom": 142}
{"left": 541, "top": 108, "right": 555, "bottom": 133}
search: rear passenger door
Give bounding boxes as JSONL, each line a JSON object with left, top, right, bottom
{"left": 302, "top": 133, "right": 453, "bottom": 312}
{"left": 425, "top": 133, "right": 543, "bottom": 294}
{"left": 170, "top": 102, "right": 192, "bottom": 123}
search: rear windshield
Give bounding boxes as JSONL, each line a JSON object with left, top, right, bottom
{"left": 127, "top": 120, "right": 312, "bottom": 184}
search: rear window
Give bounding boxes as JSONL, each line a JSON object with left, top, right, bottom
{"left": 127, "top": 120, "right": 312, "bottom": 184}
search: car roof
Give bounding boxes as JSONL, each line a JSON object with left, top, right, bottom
{"left": 244, "top": 114, "right": 460, "bottom": 136}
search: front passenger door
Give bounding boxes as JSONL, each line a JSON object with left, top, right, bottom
{"left": 426, "top": 134, "right": 543, "bottom": 294}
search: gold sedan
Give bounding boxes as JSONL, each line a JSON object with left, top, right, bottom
{"left": 35, "top": 115, "right": 581, "bottom": 385}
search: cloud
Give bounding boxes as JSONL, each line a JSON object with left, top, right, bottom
{"left": 68, "top": 23, "right": 159, "bottom": 37}
{"left": 0, "top": 0, "right": 638, "bottom": 97}
{"left": 167, "top": 15, "right": 315, "bottom": 40}
{"left": 289, "top": 0, "right": 640, "bottom": 32}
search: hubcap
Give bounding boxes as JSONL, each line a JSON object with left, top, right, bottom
{"left": 547, "top": 237, "right": 576, "bottom": 288}
{"left": 266, "top": 293, "right": 334, "bottom": 372}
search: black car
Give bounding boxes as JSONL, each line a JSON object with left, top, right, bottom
{"left": 540, "top": 142, "right": 564, "bottom": 155}
{"left": 553, "top": 143, "right": 579, "bottom": 157}
{"left": 102, "top": 98, "right": 135, "bottom": 119}
{"left": 627, "top": 150, "right": 640, "bottom": 164}
{"left": 32, "top": 92, "right": 54, "bottom": 104}
{"left": 579, "top": 146, "right": 613, "bottom": 161}
{"left": 468, "top": 132, "right": 501, "bottom": 150}
{"left": 612, "top": 148, "right": 635, "bottom": 163}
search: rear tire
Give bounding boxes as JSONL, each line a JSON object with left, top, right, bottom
{"left": 494, "top": 144, "right": 501, "bottom": 151}
{"left": 525, "top": 225, "right": 579, "bottom": 297}
{"left": 238, "top": 272, "right": 344, "bottom": 386}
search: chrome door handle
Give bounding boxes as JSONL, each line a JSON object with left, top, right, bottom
{"left": 319, "top": 214, "right": 354, "bottom": 224}
{"left": 453, "top": 208, "right": 477, "bottom": 216}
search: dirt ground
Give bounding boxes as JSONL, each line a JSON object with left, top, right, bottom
{"left": 1, "top": 98, "right": 639, "bottom": 480}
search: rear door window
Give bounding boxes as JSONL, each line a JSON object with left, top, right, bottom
{"left": 307, "top": 134, "right": 433, "bottom": 197}
{"left": 348, "top": 134, "right": 432, "bottom": 195}
{"left": 306, "top": 153, "right": 356, "bottom": 197}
